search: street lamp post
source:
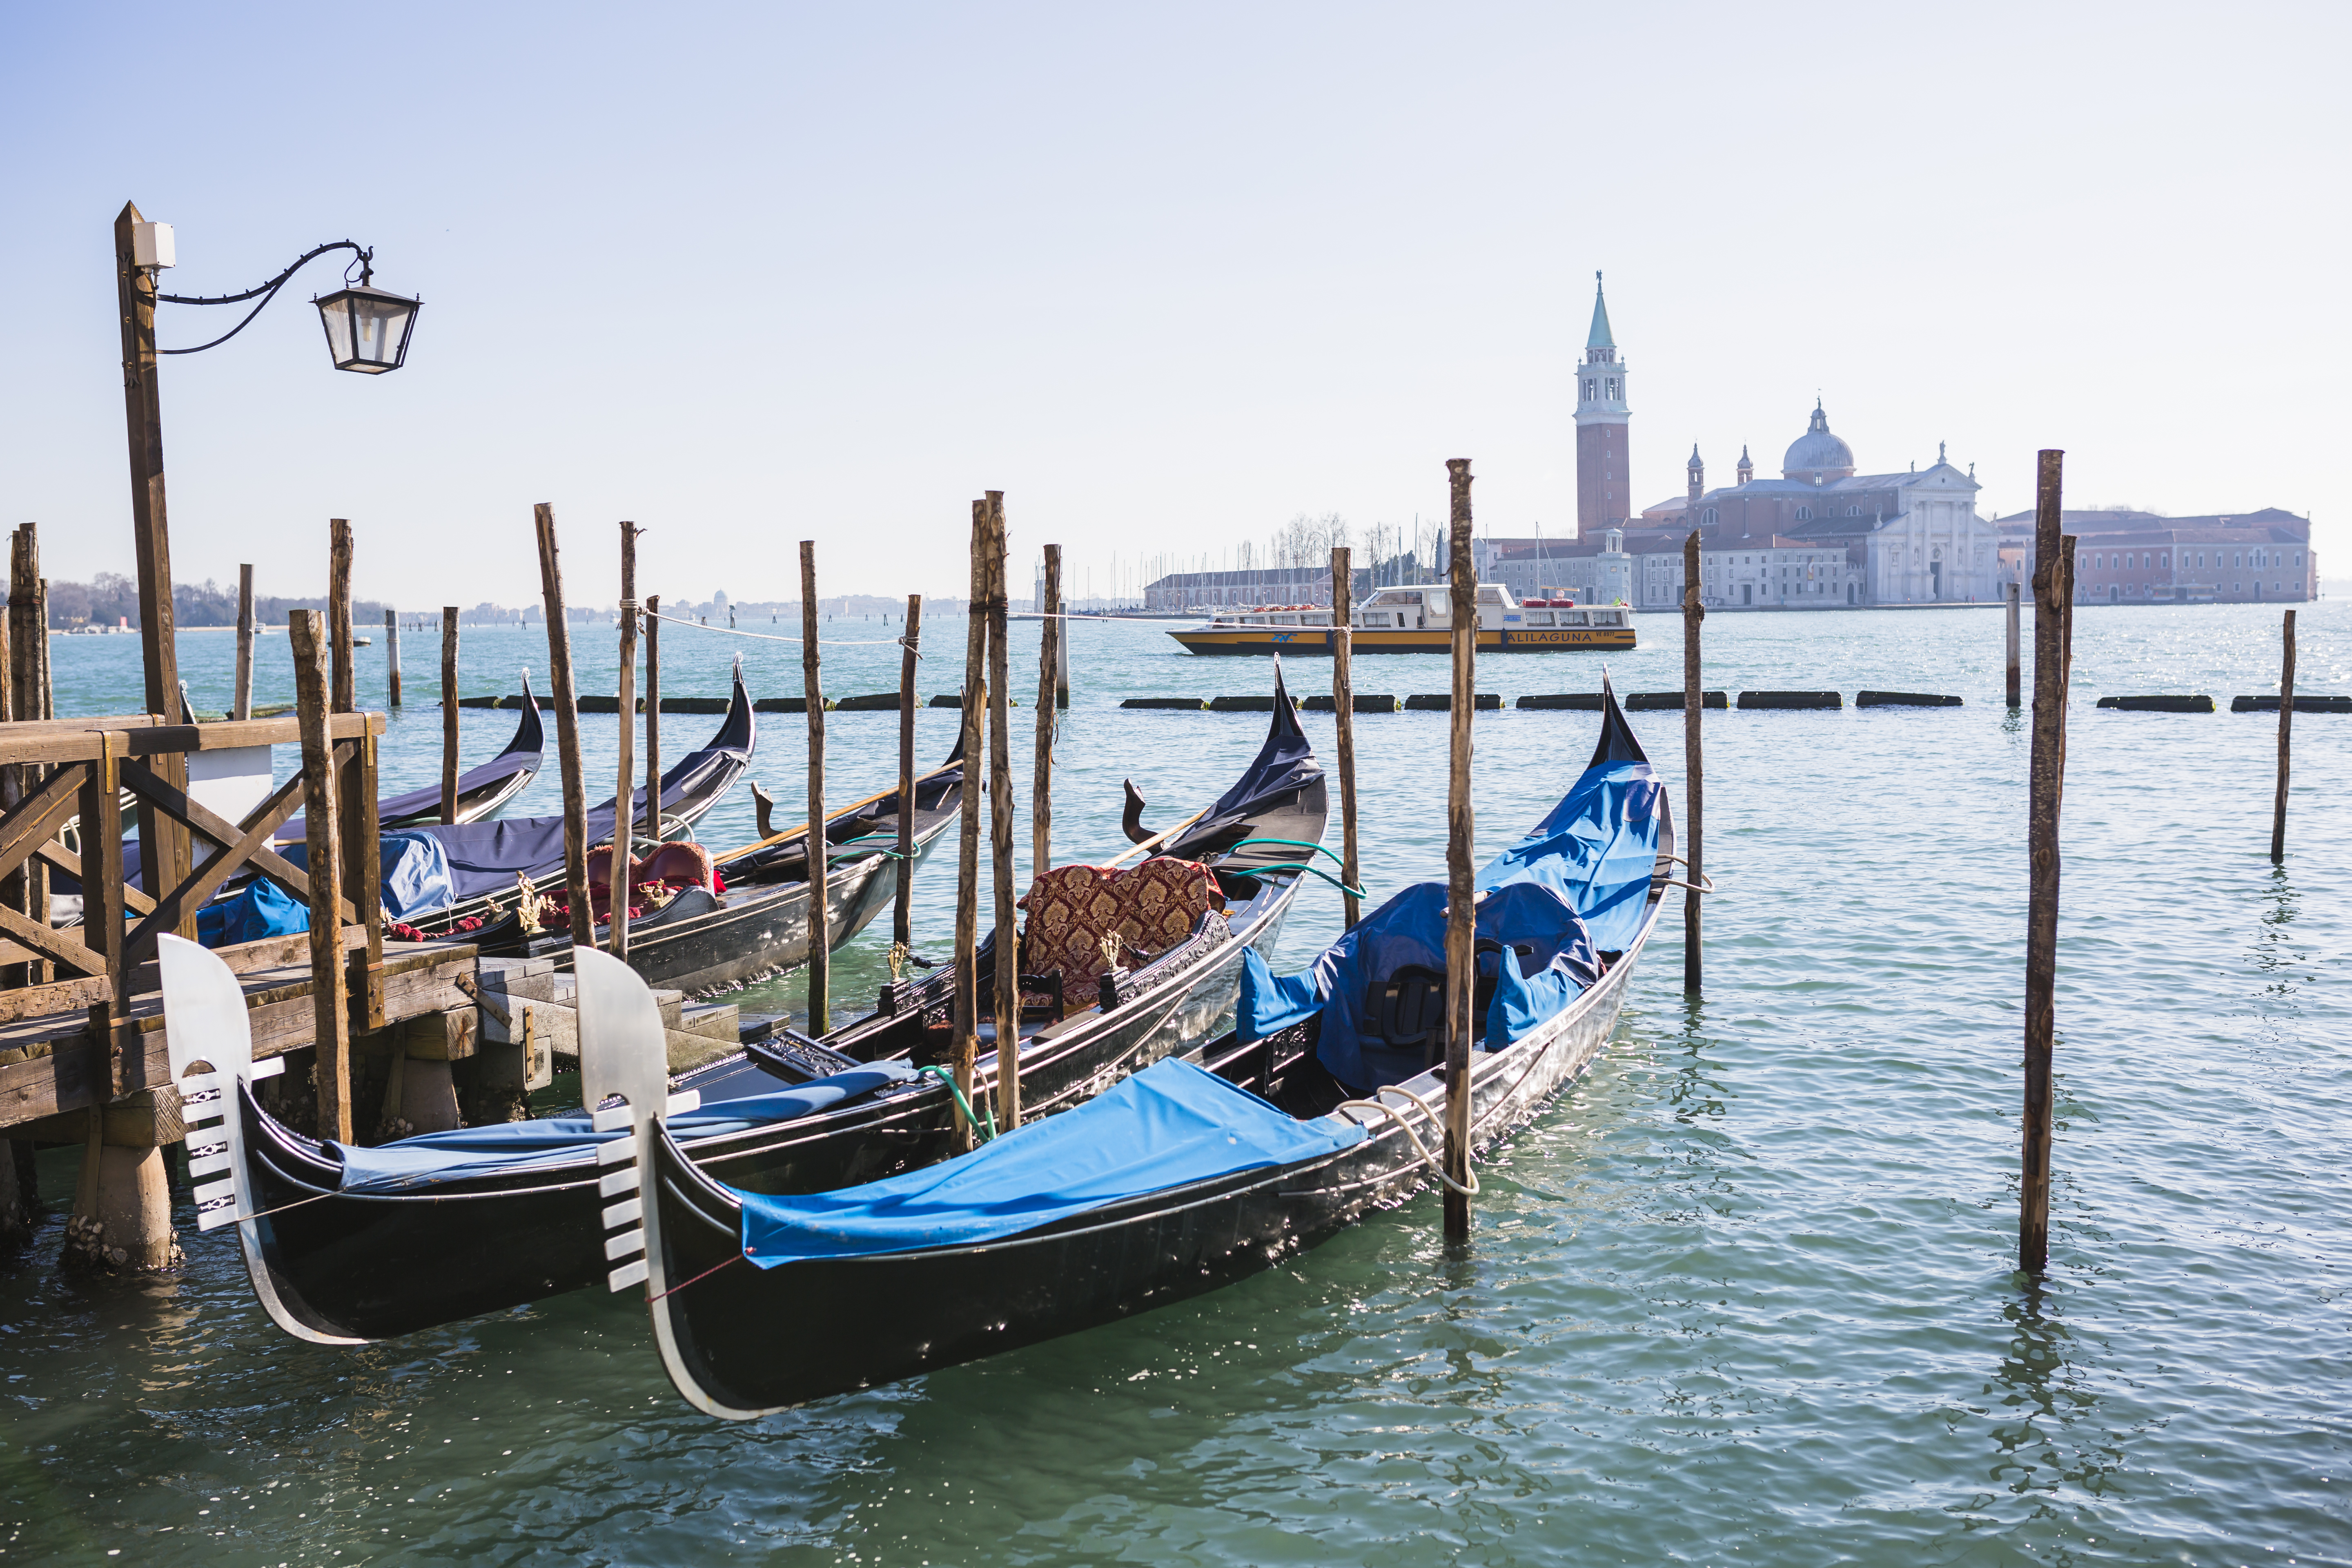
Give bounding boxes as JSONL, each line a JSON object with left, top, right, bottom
{"left": 111, "top": 199, "right": 420, "bottom": 927}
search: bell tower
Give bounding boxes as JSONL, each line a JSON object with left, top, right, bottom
{"left": 1575, "top": 272, "right": 1631, "bottom": 534}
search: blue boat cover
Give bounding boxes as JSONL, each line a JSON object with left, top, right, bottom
{"left": 737, "top": 1057, "right": 1365, "bottom": 1268}
{"left": 1238, "top": 880, "right": 1601, "bottom": 1089}
{"left": 330, "top": 1061, "right": 915, "bottom": 1193}
{"left": 198, "top": 876, "right": 310, "bottom": 947}
{"left": 279, "top": 831, "right": 456, "bottom": 920}
{"left": 1475, "top": 759, "right": 1662, "bottom": 953}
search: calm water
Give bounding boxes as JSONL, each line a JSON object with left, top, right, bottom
{"left": 4, "top": 602, "right": 2347, "bottom": 1566}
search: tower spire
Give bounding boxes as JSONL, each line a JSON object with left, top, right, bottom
{"left": 1586, "top": 271, "right": 1615, "bottom": 351}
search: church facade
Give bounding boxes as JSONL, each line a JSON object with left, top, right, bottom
{"left": 1642, "top": 403, "right": 2002, "bottom": 607}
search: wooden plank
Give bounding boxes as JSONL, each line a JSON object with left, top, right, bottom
{"left": 345, "top": 730, "right": 386, "bottom": 1030}
{"left": 0, "top": 764, "right": 89, "bottom": 885}
{"left": 0, "top": 900, "right": 104, "bottom": 978}
{"left": 115, "top": 762, "right": 347, "bottom": 960}
{"left": 31, "top": 840, "right": 155, "bottom": 916}
{"left": 0, "top": 974, "right": 113, "bottom": 1025}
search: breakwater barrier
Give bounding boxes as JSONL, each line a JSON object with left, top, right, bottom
{"left": 2232, "top": 694, "right": 2350, "bottom": 713}
{"left": 2098, "top": 695, "right": 2214, "bottom": 713}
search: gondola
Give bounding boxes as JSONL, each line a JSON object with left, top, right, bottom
{"left": 452, "top": 737, "right": 969, "bottom": 992}
{"left": 373, "top": 669, "right": 546, "bottom": 830}
{"left": 400, "top": 665, "right": 756, "bottom": 941}
{"left": 156, "top": 669, "right": 1328, "bottom": 1345}
{"left": 613, "top": 675, "right": 1670, "bottom": 1417}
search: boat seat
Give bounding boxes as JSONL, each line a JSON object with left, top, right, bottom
{"left": 1018, "top": 856, "right": 1214, "bottom": 995}
{"left": 1362, "top": 964, "right": 1444, "bottom": 1051}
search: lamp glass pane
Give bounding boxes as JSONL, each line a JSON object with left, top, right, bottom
{"left": 315, "top": 285, "right": 420, "bottom": 373}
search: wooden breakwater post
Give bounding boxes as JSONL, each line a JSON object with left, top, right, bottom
{"left": 385, "top": 608, "right": 402, "bottom": 706}
{"left": 534, "top": 504, "right": 596, "bottom": 949}
{"left": 951, "top": 502, "right": 990, "bottom": 1150}
{"left": 440, "top": 608, "right": 459, "bottom": 823}
{"left": 614, "top": 524, "right": 641, "bottom": 960}
{"left": 234, "top": 564, "right": 255, "bottom": 721}
{"left": 895, "top": 594, "right": 921, "bottom": 949}
{"left": 1330, "top": 545, "right": 1361, "bottom": 929}
{"left": 2006, "top": 581, "right": 2022, "bottom": 710}
{"left": 800, "top": 540, "right": 829, "bottom": 1031}
{"left": 2020, "top": 449, "right": 2073, "bottom": 1275}
{"left": 984, "top": 496, "right": 1020, "bottom": 1130}
{"left": 644, "top": 593, "right": 662, "bottom": 820}
{"left": 1034, "top": 545, "right": 1061, "bottom": 873}
{"left": 2272, "top": 609, "right": 2296, "bottom": 862}
{"left": 1682, "top": 528, "right": 1704, "bottom": 993}
{"left": 1442, "top": 459, "right": 1477, "bottom": 1241}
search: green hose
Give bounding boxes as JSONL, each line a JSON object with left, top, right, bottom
{"left": 917, "top": 1064, "right": 998, "bottom": 1141}
{"left": 1226, "top": 836, "right": 1345, "bottom": 869}
{"left": 1241, "top": 861, "right": 1368, "bottom": 899}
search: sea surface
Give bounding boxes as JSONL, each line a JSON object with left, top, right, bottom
{"left": 3, "top": 601, "right": 2346, "bottom": 1566}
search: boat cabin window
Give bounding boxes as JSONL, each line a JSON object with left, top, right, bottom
{"left": 1523, "top": 610, "right": 1553, "bottom": 626}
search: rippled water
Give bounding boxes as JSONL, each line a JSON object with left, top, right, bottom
{"left": 6, "top": 602, "right": 2347, "bottom": 1565}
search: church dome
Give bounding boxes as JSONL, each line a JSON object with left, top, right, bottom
{"left": 1782, "top": 401, "right": 1855, "bottom": 481}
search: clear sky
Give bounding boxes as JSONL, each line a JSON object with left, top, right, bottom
{"left": 3, "top": 2, "right": 2342, "bottom": 609}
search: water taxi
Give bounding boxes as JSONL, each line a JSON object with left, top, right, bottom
{"left": 1167, "top": 584, "right": 1635, "bottom": 655}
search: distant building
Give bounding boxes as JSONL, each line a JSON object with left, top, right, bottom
{"left": 1141, "top": 565, "right": 1371, "bottom": 611}
{"left": 1989, "top": 507, "right": 2316, "bottom": 603}
{"left": 1643, "top": 403, "right": 2000, "bottom": 607}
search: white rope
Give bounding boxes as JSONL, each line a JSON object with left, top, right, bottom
{"left": 1336, "top": 1085, "right": 1481, "bottom": 1197}
{"left": 646, "top": 610, "right": 910, "bottom": 649}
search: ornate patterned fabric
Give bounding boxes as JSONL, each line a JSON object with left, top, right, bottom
{"left": 1021, "top": 857, "right": 1215, "bottom": 990}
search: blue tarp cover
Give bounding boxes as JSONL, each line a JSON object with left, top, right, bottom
{"left": 198, "top": 876, "right": 310, "bottom": 948}
{"left": 330, "top": 1062, "right": 915, "bottom": 1192}
{"left": 281, "top": 831, "right": 457, "bottom": 921}
{"left": 1238, "top": 880, "right": 1601, "bottom": 1089}
{"left": 1476, "top": 760, "right": 1662, "bottom": 953}
{"left": 737, "top": 1057, "right": 1365, "bottom": 1268}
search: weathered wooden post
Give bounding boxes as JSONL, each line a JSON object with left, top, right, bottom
{"left": 1330, "top": 546, "right": 1361, "bottom": 929}
{"left": 613, "top": 523, "right": 641, "bottom": 960}
{"left": 951, "top": 503, "right": 989, "bottom": 1150}
{"left": 329, "top": 519, "right": 355, "bottom": 712}
{"left": 986, "top": 495, "right": 1020, "bottom": 1130}
{"left": 1442, "top": 459, "right": 1477, "bottom": 1241}
{"left": 2005, "top": 581, "right": 2022, "bottom": 710}
{"left": 2272, "top": 609, "right": 2296, "bottom": 863}
{"left": 894, "top": 593, "right": 922, "bottom": 950}
{"left": 644, "top": 593, "right": 662, "bottom": 823}
{"left": 2020, "top": 449, "right": 2070, "bottom": 1275}
{"left": 1034, "top": 544, "right": 1061, "bottom": 875}
{"left": 534, "top": 504, "right": 596, "bottom": 949}
{"left": 6, "top": 530, "right": 49, "bottom": 988}
{"left": 440, "top": 608, "right": 460, "bottom": 824}
{"left": 288, "top": 610, "right": 353, "bottom": 1144}
{"left": 1682, "top": 528, "right": 1704, "bottom": 994}
{"left": 115, "top": 205, "right": 192, "bottom": 928}
{"left": 385, "top": 608, "right": 402, "bottom": 706}
{"left": 234, "top": 565, "right": 255, "bottom": 721}
{"left": 324, "top": 519, "right": 382, "bottom": 1025}
{"left": 800, "top": 540, "right": 829, "bottom": 1032}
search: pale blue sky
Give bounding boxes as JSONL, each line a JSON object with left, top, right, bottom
{"left": 3, "top": 2, "right": 2342, "bottom": 608}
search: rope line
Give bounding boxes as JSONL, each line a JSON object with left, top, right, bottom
{"left": 649, "top": 1250, "right": 744, "bottom": 1302}
{"left": 646, "top": 610, "right": 912, "bottom": 648}
{"left": 1336, "top": 1086, "right": 1481, "bottom": 1197}
{"left": 917, "top": 1064, "right": 998, "bottom": 1141}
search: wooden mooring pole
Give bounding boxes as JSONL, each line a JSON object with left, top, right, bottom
{"left": 1682, "top": 528, "right": 1704, "bottom": 993}
{"left": 801, "top": 540, "right": 829, "bottom": 1032}
{"left": 385, "top": 608, "right": 402, "bottom": 706}
{"left": 287, "top": 610, "right": 352, "bottom": 1144}
{"left": 2272, "top": 609, "right": 2296, "bottom": 862}
{"left": 951, "top": 503, "right": 989, "bottom": 1150}
{"left": 439, "top": 608, "right": 459, "bottom": 824}
{"left": 614, "top": 524, "right": 640, "bottom": 961}
{"left": 329, "top": 520, "right": 383, "bottom": 1028}
{"left": 1034, "top": 545, "right": 1060, "bottom": 875}
{"left": 644, "top": 594, "right": 662, "bottom": 824}
{"left": 1330, "top": 545, "right": 1361, "bottom": 929}
{"left": 2020, "top": 449, "right": 2071, "bottom": 1275}
{"left": 534, "top": 504, "right": 595, "bottom": 950}
{"left": 1442, "top": 459, "right": 1477, "bottom": 1242}
{"left": 2005, "top": 581, "right": 2022, "bottom": 710}
{"left": 894, "top": 594, "right": 922, "bottom": 950}
{"left": 986, "top": 494, "right": 1020, "bottom": 1131}
{"left": 234, "top": 565, "right": 255, "bottom": 721}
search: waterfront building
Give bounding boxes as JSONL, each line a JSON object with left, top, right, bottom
{"left": 1141, "top": 564, "right": 1368, "bottom": 611}
{"left": 1989, "top": 507, "right": 2316, "bottom": 603}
